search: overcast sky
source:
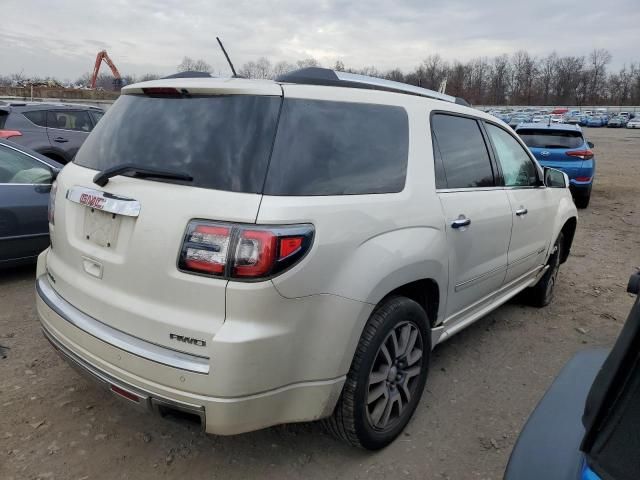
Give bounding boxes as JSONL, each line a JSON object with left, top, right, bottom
{"left": 2, "top": 0, "right": 639, "bottom": 80}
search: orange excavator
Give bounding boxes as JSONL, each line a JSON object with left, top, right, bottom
{"left": 90, "top": 50, "right": 123, "bottom": 90}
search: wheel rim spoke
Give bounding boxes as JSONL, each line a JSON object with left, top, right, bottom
{"left": 370, "top": 389, "right": 389, "bottom": 425}
{"left": 366, "top": 320, "right": 425, "bottom": 431}
{"left": 368, "top": 383, "right": 387, "bottom": 404}
{"left": 369, "top": 368, "right": 388, "bottom": 386}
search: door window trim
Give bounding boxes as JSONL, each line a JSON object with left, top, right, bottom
{"left": 429, "top": 110, "right": 501, "bottom": 191}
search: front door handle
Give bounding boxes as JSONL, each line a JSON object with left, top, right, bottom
{"left": 451, "top": 216, "right": 471, "bottom": 229}
{"left": 515, "top": 207, "right": 528, "bottom": 216}
{"left": 53, "top": 137, "right": 69, "bottom": 143}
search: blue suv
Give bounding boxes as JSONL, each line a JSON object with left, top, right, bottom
{"left": 516, "top": 124, "right": 595, "bottom": 208}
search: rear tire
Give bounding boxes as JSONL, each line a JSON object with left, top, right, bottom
{"left": 527, "top": 233, "right": 564, "bottom": 308}
{"left": 323, "top": 296, "right": 430, "bottom": 450}
{"left": 574, "top": 192, "right": 591, "bottom": 209}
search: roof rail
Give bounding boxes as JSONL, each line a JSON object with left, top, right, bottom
{"left": 276, "top": 67, "right": 470, "bottom": 106}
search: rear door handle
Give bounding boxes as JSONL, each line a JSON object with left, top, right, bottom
{"left": 53, "top": 137, "right": 69, "bottom": 143}
{"left": 451, "top": 216, "right": 471, "bottom": 229}
{"left": 515, "top": 207, "right": 528, "bottom": 216}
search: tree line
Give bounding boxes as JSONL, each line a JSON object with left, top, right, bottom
{"left": 3, "top": 48, "right": 639, "bottom": 106}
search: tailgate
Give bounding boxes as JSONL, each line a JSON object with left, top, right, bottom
{"left": 46, "top": 163, "right": 261, "bottom": 356}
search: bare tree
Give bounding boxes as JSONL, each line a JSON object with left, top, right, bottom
{"left": 177, "top": 56, "right": 213, "bottom": 73}
{"left": 587, "top": 48, "right": 612, "bottom": 103}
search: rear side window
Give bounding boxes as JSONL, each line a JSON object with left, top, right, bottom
{"left": 431, "top": 114, "right": 494, "bottom": 189}
{"left": 23, "top": 110, "right": 47, "bottom": 127}
{"left": 264, "top": 99, "right": 409, "bottom": 195}
{"left": 75, "top": 94, "right": 281, "bottom": 193}
{"left": 47, "top": 110, "right": 93, "bottom": 132}
{"left": 517, "top": 129, "right": 583, "bottom": 149}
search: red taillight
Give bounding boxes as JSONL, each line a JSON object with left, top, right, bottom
{"left": 182, "top": 224, "right": 231, "bottom": 275}
{"left": 566, "top": 149, "right": 594, "bottom": 160}
{"left": 179, "top": 221, "right": 314, "bottom": 280}
{"left": 0, "top": 129, "right": 22, "bottom": 139}
{"left": 142, "top": 87, "right": 182, "bottom": 97}
{"left": 575, "top": 176, "right": 592, "bottom": 182}
{"left": 279, "top": 237, "right": 303, "bottom": 260}
{"left": 233, "top": 230, "right": 277, "bottom": 277}
{"left": 110, "top": 385, "right": 140, "bottom": 403}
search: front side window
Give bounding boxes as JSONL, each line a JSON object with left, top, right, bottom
{"left": 431, "top": 114, "right": 494, "bottom": 189}
{"left": 0, "top": 146, "right": 52, "bottom": 184}
{"left": 47, "top": 110, "right": 93, "bottom": 132}
{"left": 485, "top": 123, "right": 538, "bottom": 187}
{"left": 264, "top": 99, "right": 409, "bottom": 195}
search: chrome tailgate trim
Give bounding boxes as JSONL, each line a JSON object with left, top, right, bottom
{"left": 36, "top": 276, "right": 210, "bottom": 374}
{"left": 66, "top": 186, "right": 141, "bottom": 217}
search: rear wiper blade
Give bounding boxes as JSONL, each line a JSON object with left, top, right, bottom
{"left": 93, "top": 163, "right": 193, "bottom": 187}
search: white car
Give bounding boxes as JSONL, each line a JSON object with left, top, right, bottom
{"left": 627, "top": 118, "right": 640, "bottom": 129}
{"left": 36, "top": 68, "right": 578, "bottom": 449}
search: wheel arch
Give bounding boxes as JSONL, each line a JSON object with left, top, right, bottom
{"left": 377, "top": 278, "right": 440, "bottom": 328}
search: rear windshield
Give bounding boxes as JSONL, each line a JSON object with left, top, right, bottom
{"left": 74, "top": 94, "right": 281, "bottom": 193}
{"left": 517, "top": 129, "right": 584, "bottom": 149}
{"left": 75, "top": 94, "right": 409, "bottom": 196}
{"left": 264, "top": 99, "right": 409, "bottom": 195}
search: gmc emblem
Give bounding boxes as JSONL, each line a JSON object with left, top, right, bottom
{"left": 169, "top": 333, "right": 206, "bottom": 347}
{"left": 79, "top": 193, "right": 106, "bottom": 210}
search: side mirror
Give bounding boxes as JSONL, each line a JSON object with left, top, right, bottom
{"left": 588, "top": 141, "right": 595, "bottom": 148}
{"left": 51, "top": 168, "right": 60, "bottom": 181}
{"left": 544, "top": 167, "right": 568, "bottom": 188}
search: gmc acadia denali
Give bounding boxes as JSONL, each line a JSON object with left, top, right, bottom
{"left": 35, "top": 68, "right": 578, "bottom": 449}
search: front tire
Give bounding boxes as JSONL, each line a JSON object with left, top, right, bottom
{"left": 527, "top": 233, "right": 564, "bottom": 308}
{"left": 324, "top": 297, "right": 431, "bottom": 450}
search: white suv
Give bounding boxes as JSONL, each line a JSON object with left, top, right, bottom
{"left": 36, "top": 68, "right": 577, "bottom": 449}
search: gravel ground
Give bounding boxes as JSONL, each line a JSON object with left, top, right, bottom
{"left": 1, "top": 127, "right": 639, "bottom": 480}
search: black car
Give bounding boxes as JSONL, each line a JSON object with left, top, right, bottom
{"left": 505, "top": 271, "right": 640, "bottom": 480}
{"left": 0, "top": 101, "right": 104, "bottom": 164}
{"left": 0, "top": 139, "right": 61, "bottom": 268}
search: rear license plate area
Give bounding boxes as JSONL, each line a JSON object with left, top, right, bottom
{"left": 84, "top": 207, "right": 121, "bottom": 248}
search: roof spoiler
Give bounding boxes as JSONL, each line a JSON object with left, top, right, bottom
{"left": 276, "top": 67, "right": 470, "bottom": 106}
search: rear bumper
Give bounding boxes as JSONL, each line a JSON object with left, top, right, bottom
{"left": 35, "top": 241, "right": 369, "bottom": 434}
{"left": 37, "top": 283, "right": 347, "bottom": 434}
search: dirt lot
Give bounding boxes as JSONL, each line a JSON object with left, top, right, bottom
{"left": 1, "top": 127, "right": 639, "bottom": 480}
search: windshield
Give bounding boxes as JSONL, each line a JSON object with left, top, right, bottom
{"left": 517, "top": 129, "right": 584, "bottom": 149}
{"left": 74, "top": 94, "right": 281, "bottom": 193}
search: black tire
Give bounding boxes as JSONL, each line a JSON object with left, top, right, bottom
{"left": 574, "top": 191, "right": 591, "bottom": 209}
{"left": 527, "top": 232, "right": 564, "bottom": 308}
{"left": 323, "top": 296, "right": 431, "bottom": 450}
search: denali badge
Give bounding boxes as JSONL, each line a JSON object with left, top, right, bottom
{"left": 169, "top": 333, "right": 206, "bottom": 347}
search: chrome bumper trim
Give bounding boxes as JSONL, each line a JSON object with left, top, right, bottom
{"left": 36, "top": 276, "right": 210, "bottom": 374}
{"left": 42, "top": 324, "right": 205, "bottom": 427}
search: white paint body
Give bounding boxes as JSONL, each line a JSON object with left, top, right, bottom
{"left": 36, "top": 77, "right": 578, "bottom": 435}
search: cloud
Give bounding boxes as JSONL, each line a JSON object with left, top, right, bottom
{"left": 2, "top": 0, "right": 639, "bottom": 79}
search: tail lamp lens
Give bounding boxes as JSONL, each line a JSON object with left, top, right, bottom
{"left": 566, "top": 149, "right": 594, "bottom": 160}
{"left": 179, "top": 221, "right": 314, "bottom": 280}
{"left": 0, "top": 129, "right": 22, "bottom": 139}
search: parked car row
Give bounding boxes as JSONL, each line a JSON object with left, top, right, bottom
{"left": 487, "top": 107, "right": 638, "bottom": 129}
{"left": 0, "top": 101, "right": 104, "bottom": 164}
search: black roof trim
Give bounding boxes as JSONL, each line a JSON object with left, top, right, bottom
{"left": 276, "top": 67, "right": 471, "bottom": 106}
{"left": 162, "top": 71, "right": 213, "bottom": 79}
